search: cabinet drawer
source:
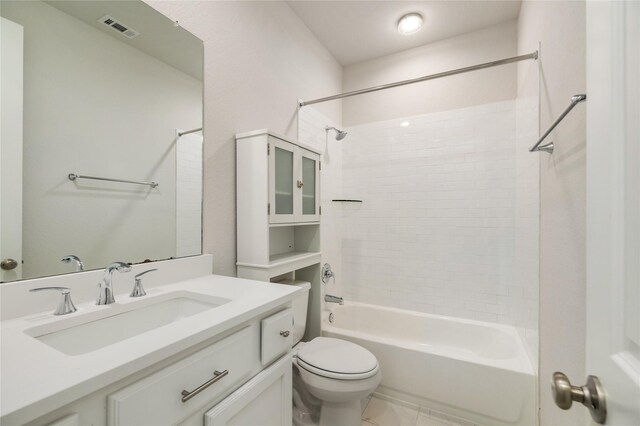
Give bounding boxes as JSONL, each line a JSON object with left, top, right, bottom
{"left": 261, "top": 309, "right": 293, "bottom": 366}
{"left": 108, "top": 326, "right": 258, "bottom": 426}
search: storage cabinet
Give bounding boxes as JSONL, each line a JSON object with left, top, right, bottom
{"left": 236, "top": 129, "right": 322, "bottom": 280}
{"left": 29, "top": 308, "right": 294, "bottom": 426}
{"left": 236, "top": 129, "right": 323, "bottom": 340}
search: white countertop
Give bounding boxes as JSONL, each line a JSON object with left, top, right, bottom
{"left": 0, "top": 274, "right": 299, "bottom": 425}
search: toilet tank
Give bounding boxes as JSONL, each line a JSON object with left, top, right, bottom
{"left": 276, "top": 279, "right": 310, "bottom": 344}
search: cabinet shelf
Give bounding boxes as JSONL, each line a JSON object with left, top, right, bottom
{"left": 269, "top": 251, "right": 320, "bottom": 266}
{"left": 269, "top": 221, "right": 318, "bottom": 228}
{"left": 237, "top": 251, "right": 321, "bottom": 279}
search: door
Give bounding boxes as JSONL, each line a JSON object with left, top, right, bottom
{"left": 298, "top": 149, "right": 320, "bottom": 223}
{"left": 585, "top": 2, "right": 640, "bottom": 425}
{"left": 204, "top": 354, "right": 292, "bottom": 426}
{"left": 0, "top": 17, "right": 24, "bottom": 282}
{"left": 269, "top": 138, "right": 297, "bottom": 224}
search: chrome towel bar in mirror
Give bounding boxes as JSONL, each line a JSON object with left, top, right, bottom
{"left": 68, "top": 173, "right": 159, "bottom": 188}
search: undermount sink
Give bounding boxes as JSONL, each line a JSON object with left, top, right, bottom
{"left": 25, "top": 293, "right": 229, "bottom": 356}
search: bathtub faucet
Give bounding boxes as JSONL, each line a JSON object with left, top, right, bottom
{"left": 324, "top": 294, "right": 344, "bottom": 305}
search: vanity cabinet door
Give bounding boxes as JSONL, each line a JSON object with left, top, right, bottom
{"left": 204, "top": 354, "right": 292, "bottom": 426}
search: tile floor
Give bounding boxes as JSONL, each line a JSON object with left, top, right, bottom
{"left": 361, "top": 395, "right": 482, "bottom": 426}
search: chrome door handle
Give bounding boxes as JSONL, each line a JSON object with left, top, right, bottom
{"left": 181, "top": 370, "right": 229, "bottom": 403}
{"left": 1, "top": 258, "right": 18, "bottom": 270}
{"left": 551, "top": 372, "right": 606, "bottom": 424}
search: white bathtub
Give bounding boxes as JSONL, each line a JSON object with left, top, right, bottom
{"left": 322, "top": 302, "right": 536, "bottom": 426}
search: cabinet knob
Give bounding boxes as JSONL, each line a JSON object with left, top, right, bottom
{"left": 1, "top": 258, "right": 18, "bottom": 270}
{"left": 280, "top": 330, "right": 290, "bottom": 337}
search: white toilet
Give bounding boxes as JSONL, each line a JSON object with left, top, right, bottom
{"left": 284, "top": 280, "right": 381, "bottom": 426}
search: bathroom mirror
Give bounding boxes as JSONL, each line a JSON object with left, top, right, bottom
{"left": 0, "top": 0, "right": 204, "bottom": 282}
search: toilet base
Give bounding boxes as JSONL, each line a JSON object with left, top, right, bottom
{"left": 319, "top": 400, "right": 362, "bottom": 426}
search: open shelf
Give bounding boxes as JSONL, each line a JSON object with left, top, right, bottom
{"left": 269, "top": 221, "right": 318, "bottom": 228}
{"left": 269, "top": 251, "right": 320, "bottom": 268}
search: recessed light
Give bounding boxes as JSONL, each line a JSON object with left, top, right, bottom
{"left": 397, "top": 13, "right": 423, "bottom": 35}
{"left": 400, "top": 121, "right": 410, "bottom": 127}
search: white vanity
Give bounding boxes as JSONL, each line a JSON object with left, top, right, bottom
{"left": 0, "top": 256, "right": 298, "bottom": 426}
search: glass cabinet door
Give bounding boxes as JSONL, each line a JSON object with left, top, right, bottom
{"left": 268, "top": 138, "right": 320, "bottom": 224}
{"left": 274, "top": 147, "right": 294, "bottom": 215}
{"left": 269, "top": 139, "right": 296, "bottom": 223}
{"left": 298, "top": 149, "right": 320, "bottom": 222}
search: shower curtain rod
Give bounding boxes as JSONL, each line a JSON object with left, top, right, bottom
{"left": 298, "top": 51, "right": 538, "bottom": 107}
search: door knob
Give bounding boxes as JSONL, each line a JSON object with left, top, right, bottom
{"left": 551, "top": 372, "right": 606, "bottom": 424}
{"left": 1, "top": 259, "right": 18, "bottom": 270}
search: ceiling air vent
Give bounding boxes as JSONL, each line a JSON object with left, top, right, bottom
{"left": 98, "top": 15, "right": 140, "bottom": 39}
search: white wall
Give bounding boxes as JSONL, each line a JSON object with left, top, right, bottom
{"left": 146, "top": 1, "right": 343, "bottom": 276}
{"left": 1, "top": 1, "right": 202, "bottom": 279}
{"left": 176, "top": 132, "right": 203, "bottom": 257}
{"left": 343, "top": 20, "right": 518, "bottom": 126}
{"left": 517, "top": 1, "right": 587, "bottom": 425}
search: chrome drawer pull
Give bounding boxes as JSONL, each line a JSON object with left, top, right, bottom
{"left": 181, "top": 369, "right": 229, "bottom": 403}
{"left": 280, "top": 330, "right": 290, "bottom": 337}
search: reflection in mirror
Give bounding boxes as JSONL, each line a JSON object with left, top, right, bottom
{"left": 0, "top": 0, "right": 204, "bottom": 282}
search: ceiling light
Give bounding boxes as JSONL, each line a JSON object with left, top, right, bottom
{"left": 400, "top": 121, "right": 410, "bottom": 127}
{"left": 397, "top": 13, "right": 423, "bottom": 35}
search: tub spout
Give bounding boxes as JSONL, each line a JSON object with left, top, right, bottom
{"left": 324, "top": 294, "right": 344, "bottom": 305}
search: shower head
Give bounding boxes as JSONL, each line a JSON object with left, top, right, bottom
{"left": 326, "top": 126, "right": 347, "bottom": 141}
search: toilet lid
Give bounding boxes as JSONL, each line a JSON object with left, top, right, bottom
{"left": 296, "top": 337, "right": 378, "bottom": 377}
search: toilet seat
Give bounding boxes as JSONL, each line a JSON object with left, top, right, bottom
{"left": 296, "top": 337, "right": 379, "bottom": 380}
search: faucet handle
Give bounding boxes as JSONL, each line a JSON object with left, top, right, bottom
{"left": 131, "top": 268, "right": 157, "bottom": 297}
{"left": 30, "top": 287, "right": 77, "bottom": 315}
{"left": 321, "top": 263, "right": 335, "bottom": 284}
{"left": 134, "top": 268, "right": 158, "bottom": 279}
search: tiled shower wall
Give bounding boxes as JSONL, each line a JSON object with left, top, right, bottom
{"left": 299, "top": 99, "right": 539, "bottom": 364}
{"left": 341, "top": 99, "right": 539, "bottom": 330}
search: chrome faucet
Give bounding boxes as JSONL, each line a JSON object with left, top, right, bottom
{"left": 97, "top": 262, "right": 131, "bottom": 305}
{"left": 324, "top": 294, "right": 344, "bottom": 305}
{"left": 61, "top": 255, "right": 84, "bottom": 272}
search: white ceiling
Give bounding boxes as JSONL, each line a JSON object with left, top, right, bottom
{"left": 45, "top": 1, "right": 203, "bottom": 81}
{"left": 286, "top": 1, "right": 522, "bottom": 66}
